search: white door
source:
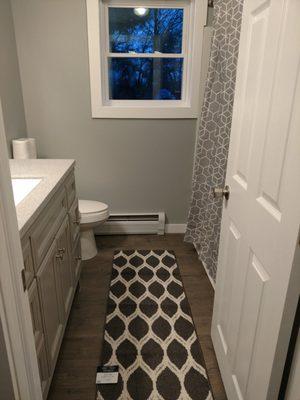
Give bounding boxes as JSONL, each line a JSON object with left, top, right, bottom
{"left": 211, "top": 0, "right": 300, "bottom": 399}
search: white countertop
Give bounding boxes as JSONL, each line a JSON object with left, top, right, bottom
{"left": 9, "top": 159, "right": 75, "bottom": 236}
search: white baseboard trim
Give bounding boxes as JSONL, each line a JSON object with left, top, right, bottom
{"left": 165, "top": 224, "right": 187, "bottom": 234}
{"left": 94, "top": 222, "right": 186, "bottom": 235}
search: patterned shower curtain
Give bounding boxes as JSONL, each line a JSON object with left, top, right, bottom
{"left": 185, "top": 0, "right": 243, "bottom": 283}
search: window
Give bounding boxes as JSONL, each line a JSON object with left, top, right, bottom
{"left": 108, "top": 7, "right": 184, "bottom": 100}
{"left": 86, "top": 0, "right": 207, "bottom": 118}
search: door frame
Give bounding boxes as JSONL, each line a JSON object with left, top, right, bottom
{"left": 269, "top": 239, "right": 300, "bottom": 399}
{"left": 0, "top": 99, "right": 42, "bottom": 399}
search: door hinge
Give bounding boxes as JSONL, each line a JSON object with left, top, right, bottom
{"left": 21, "top": 269, "right": 27, "bottom": 291}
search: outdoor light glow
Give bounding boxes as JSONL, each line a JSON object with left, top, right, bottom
{"left": 134, "top": 7, "right": 149, "bottom": 16}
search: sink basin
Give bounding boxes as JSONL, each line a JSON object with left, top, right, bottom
{"left": 11, "top": 178, "right": 42, "bottom": 206}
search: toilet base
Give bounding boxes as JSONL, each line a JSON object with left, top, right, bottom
{"left": 80, "top": 229, "right": 98, "bottom": 260}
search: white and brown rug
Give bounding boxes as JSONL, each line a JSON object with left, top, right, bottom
{"left": 97, "top": 250, "right": 213, "bottom": 400}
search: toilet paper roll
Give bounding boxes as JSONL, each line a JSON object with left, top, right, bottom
{"left": 12, "top": 138, "right": 37, "bottom": 159}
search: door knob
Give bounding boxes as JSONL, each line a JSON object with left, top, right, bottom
{"left": 213, "top": 185, "right": 230, "bottom": 200}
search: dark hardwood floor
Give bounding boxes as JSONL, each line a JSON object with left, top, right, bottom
{"left": 48, "top": 234, "right": 227, "bottom": 400}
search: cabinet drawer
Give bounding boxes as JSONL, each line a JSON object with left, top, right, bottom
{"left": 28, "top": 278, "right": 44, "bottom": 347}
{"left": 72, "top": 236, "right": 82, "bottom": 283}
{"left": 22, "top": 238, "right": 34, "bottom": 289}
{"left": 36, "top": 336, "right": 50, "bottom": 398}
{"left": 65, "top": 173, "right": 76, "bottom": 209}
{"left": 69, "top": 198, "right": 80, "bottom": 246}
{"left": 31, "top": 189, "right": 67, "bottom": 271}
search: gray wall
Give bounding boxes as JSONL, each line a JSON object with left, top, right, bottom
{"left": 0, "top": 0, "right": 27, "bottom": 157}
{"left": 11, "top": 0, "right": 206, "bottom": 223}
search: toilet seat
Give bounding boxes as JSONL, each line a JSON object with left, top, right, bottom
{"left": 79, "top": 200, "right": 109, "bottom": 224}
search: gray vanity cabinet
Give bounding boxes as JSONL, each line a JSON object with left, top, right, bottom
{"left": 22, "top": 237, "right": 35, "bottom": 289}
{"left": 72, "top": 237, "right": 82, "bottom": 282}
{"left": 21, "top": 168, "right": 81, "bottom": 398}
{"left": 28, "top": 279, "right": 50, "bottom": 396}
{"left": 36, "top": 336, "right": 50, "bottom": 396}
{"left": 69, "top": 198, "right": 80, "bottom": 244}
{"left": 69, "top": 198, "right": 82, "bottom": 282}
{"left": 55, "top": 217, "right": 74, "bottom": 319}
{"left": 37, "top": 240, "right": 64, "bottom": 373}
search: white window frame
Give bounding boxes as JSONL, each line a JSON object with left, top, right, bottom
{"left": 86, "top": 0, "right": 207, "bottom": 118}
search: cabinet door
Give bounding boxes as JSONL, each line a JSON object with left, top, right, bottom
{"left": 37, "top": 241, "right": 63, "bottom": 371}
{"left": 56, "top": 217, "right": 74, "bottom": 319}
{"left": 22, "top": 238, "right": 35, "bottom": 289}
{"left": 72, "top": 236, "right": 82, "bottom": 283}
{"left": 65, "top": 172, "right": 77, "bottom": 209}
{"left": 36, "top": 336, "right": 50, "bottom": 398}
{"left": 28, "top": 279, "right": 50, "bottom": 398}
{"left": 28, "top": 279, "right": 45, "bottom": 348}
{"left": 68, "top": 198, "right": 80, "bottom": 247}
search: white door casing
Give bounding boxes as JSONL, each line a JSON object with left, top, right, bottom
{"left": 211, "top": 0, "right": 300, "bottom": 399}
{"left": 0, "top": 99, "right": 43, "bottom": 399}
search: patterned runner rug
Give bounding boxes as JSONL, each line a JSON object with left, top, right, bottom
{"left": 97, "top": 250, "right": 213, "bottom": 400}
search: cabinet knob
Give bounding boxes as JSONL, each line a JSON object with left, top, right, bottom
{"left": 56, "top": 253, "right": 63, "bottom": 260}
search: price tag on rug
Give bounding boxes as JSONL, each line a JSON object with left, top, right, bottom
{"left": 96, "top": 365, "right": 119, "bottom": 384}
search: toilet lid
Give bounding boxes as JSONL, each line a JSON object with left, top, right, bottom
{"left": 79, "top": 199, "right": 108, "bottom": 214}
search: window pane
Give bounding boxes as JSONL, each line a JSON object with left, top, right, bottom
{"left": 108, "top": 8, "right": 183, "bottom": 54}
{"left": 108, "top": 57, "right": 183, "bottom": 100}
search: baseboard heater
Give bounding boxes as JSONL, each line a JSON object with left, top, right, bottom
{"left": 94, "top": 212, "right": 165, "bottom": 235}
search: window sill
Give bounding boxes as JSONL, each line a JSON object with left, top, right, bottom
{"left": 91, "top": 105, "right": 198, "bottom": 119}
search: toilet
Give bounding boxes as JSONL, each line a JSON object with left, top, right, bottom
{"left": 79, "top": 200, "right": 109, "bottom": 260}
